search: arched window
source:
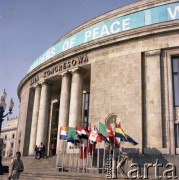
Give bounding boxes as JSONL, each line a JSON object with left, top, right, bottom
{"left": 105, "top": 113, "right": 117, "bottom": 131}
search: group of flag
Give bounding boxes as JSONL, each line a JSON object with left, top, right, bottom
{"left": 59, "top": 122, "right": 138, "bottom": 159}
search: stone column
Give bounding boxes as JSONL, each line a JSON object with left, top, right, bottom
{"left": 69, "top": 68, "right": 84, "bottom": 128}
{"left": 56, "top": 72, "right": 71, "bottom": 152}
{"left": 166, "top": 52, "right": 176, "bottom": 154}
{"left": 144, "top": 50, "right": 163, "bottom": 148}
{"left": 56, "top": 72, "right": 72, "bottom": 167}
{"left": 17, "top": 87, "right": 35, "bottom": 156}
{"left": 36, "top": 81, "right": 50, "bottom": 149}
{"left": 28, "top": 85, "right": 41, "bottom": 155}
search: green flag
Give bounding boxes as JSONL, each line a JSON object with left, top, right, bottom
{"left": 67, "top": 127, "right": 78, "bottom": 141}
{"left": 99, "top": 122, "right": 108, "bottom": 137}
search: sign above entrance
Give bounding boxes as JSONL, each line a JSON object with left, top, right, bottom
{"left": 43, "top": 55, "right": 88, "bottom": 78}
{"left": 30, "top": 55, "right": 88, "bottom": 86}
{"left": 28, "top": 2, "right": 179, "bottom": 73}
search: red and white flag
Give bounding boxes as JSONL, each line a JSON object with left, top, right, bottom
{"left": 89, "top": 126, "right": 102, "bottom": 142}
{"left": 76, "top": 127, "right": 88, "bottom": 139}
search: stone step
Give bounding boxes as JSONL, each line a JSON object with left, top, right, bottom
{"left": 1, "top": 156, "right": 57, "bottom": 176}
{"left": 0, "top": 172, "right": 109, "bottom": 180}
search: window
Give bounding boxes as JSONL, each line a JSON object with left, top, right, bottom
{"left": 172, "top": 57, "right": 179, "bottom": 148}
{"left": 175, "top": 124, "right": 179, "bottom": 148}
{"left": 12, "top": 134, "right": 15, "bottom": 139}
{"left": 4, "top": 144, "right": 6, "bottom": 148}
{"left": 83, "top": 92, "right": 90, "bottom": 130}
{"left": 3, "top": 151, "right": 5, "bottom": 156}
{"left": 172, "top": 57, "right": 179, "bottom": 106}
{"left": 5, "top": 135, "right": 7, "bottom": 140}
{"left": 11, "top": 142, "right": 14, "bottom": 148}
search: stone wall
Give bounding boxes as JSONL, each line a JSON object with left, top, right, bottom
{"left": 89, "top": 48, "right": 142, "bottom": 151}
{"left": 89, "top": 30, "right": 179, "bottom": 154}
{"left": 16, "top": 83, "right": 33, "bottom": 156}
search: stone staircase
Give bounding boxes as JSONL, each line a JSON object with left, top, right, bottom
{"left": 2, "top": 153, "right": 179, "bottom": 179}
{"left": 0, "top": 156, "right": 107, "bottom": 180}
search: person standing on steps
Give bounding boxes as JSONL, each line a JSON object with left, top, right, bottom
{"left": 50, "top": 143, "right": 55, "bottom": 157}
{"left": 34, "top": 145, "right": 39, "bottom": 159}
{"left": 38, "top": 142, "right": 43, "bottom": 159}
{"left": 42, "top": 143, "right": 45, "bottom": 158}
{"left": 8, "top": 151, "right": 24, "bottom": 180}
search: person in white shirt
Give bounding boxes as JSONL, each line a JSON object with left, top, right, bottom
{"left": 8, "top": 151, "right": 24, "bottom": 180}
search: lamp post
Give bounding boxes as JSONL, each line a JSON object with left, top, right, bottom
{"left": 0, "top": 89, "right": 14, "bottom": 175}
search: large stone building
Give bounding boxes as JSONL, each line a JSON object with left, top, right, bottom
{"left": 1, "top": 117, "right": 18, "bottom": 158}
{"left": 17, "top": 0, "right": 179, "bottom": 168}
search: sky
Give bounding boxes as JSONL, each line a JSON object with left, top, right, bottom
{"left": 0, "top": 0, "right": 138, "bottom": 126}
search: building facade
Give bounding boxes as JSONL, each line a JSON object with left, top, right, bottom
{"left": 1, "top": 117, "right": 18, "bottom": 158}
{"left": 17, "top": 0, "right": 179, "bottom": 167}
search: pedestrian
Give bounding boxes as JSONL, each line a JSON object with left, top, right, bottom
{"left": 42, "top": 143, "right": 45, "bottom": 158}
{"left": 34, "top": 145, "right": 39, "bottom": 159}
{"left": 8, "top": 151, "right": 24, "bottom": 180}
{"left": 50, "top": 143, "right": 55, "bottom": 156}
{"left": 38, "top": 143, "right": 43, "bottom": 159}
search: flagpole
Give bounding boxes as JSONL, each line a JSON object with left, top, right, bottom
{"left": 72, "top": 142, "right": 74, "bottom": 172}
{"left": 102, "top": 141, "right": 106, "bottom": 174}
{"left": 112, "top": 124, "right": 117, "bottom": 179}
{"left": 112, "top": 147, "right": 117, "bottom": 179}
{"left": 63, "top": 141, "right": 67, "bottom": 171}
{"left": 69, "top": 143, "right": 72, "bottom": 171}
{"left": 87, "top": 139, "right": 89, "bottom": 173}
{"left": 91, "top": 142, "right": 94, "bottom": 172}
{"left": 75, "top": 145, "right": 78, "bottom": 172}
{"left": 97, "top": 142, "right": 100, "bottom": 172}
{"left": 85, "top": 140, "right": 87, "bottom": 173}
{"left": 77, "top": 144, "right": 80, "bottom": 173}
{"left": 61, "top": 141, "right": 65, "bottom": 171}
{"left": 82, "top": 141, "right": 85, "bottom": 172}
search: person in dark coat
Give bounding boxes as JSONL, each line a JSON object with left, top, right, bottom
{"left": 38, "top": 143, "right": 43, "bottom": 159}
{"left": 42, "top": 143, "right": 45, "bottom": 158}
{"left": 34, "top": 145, "right": 39, "bottom": 159}
{"left": 50, "top": 143, "right": 55, "bottom": 156}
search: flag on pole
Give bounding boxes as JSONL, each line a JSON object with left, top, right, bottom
{"left": 115, "top": 123, "right": 138, "bottom": 145}
{"left": 106, "top": 126, "right": 119, "bottom": 149}
{"left": 89, "top": 126, "right": 102, "bottom": 142}
{"left": 67, "top": 127, "right": 79, "bottom": 144}
{"left": 76, "top": 126, "right": 89, "bottom": 139}
{"left": 101, "top": 135, "right": 110, "bottom": 146}
{"left": 108, "top": 136, "right": 120, "bottom": 149}
{"left": 99, "top": 122, "right": 108, "bottom": 137}
{"left": 98, "top": 122, "right": 110, "bottom": 146}
{"left": 59, "top": 126, "right": 68, "bottom": 140}
{"left": 120, "top": 135, "right": 138, "bottom": 146}
{"left": 115, "top": 123, "right": 128, "bottom": 140}
{"left": 87, "top": 123, "right": 95, "bottom": 153}
{"left": 106, "top": 126, "right": 114, "bottom": 137}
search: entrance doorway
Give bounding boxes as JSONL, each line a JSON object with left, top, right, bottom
{"left": 49, "top": 102, "right": 59, "bottom": 156}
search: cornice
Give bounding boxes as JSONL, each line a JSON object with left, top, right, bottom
{"left": 18, "top": 20, "right": 179, "bottom": 98}
{"left": 1, "top": 127, "right": 17, "bottom": 133}
{"left": 145, "top": 50, "right": 161, "bottom": 57}
{"left": 17, "top": 0, "right": 179, "bottom": 98}
{"left": 55, "top": 0, "right": 178, "bottom": 43}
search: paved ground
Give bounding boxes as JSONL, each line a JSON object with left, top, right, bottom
{"left": 0, "top": 172, "right": 127, "bottom": 180}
